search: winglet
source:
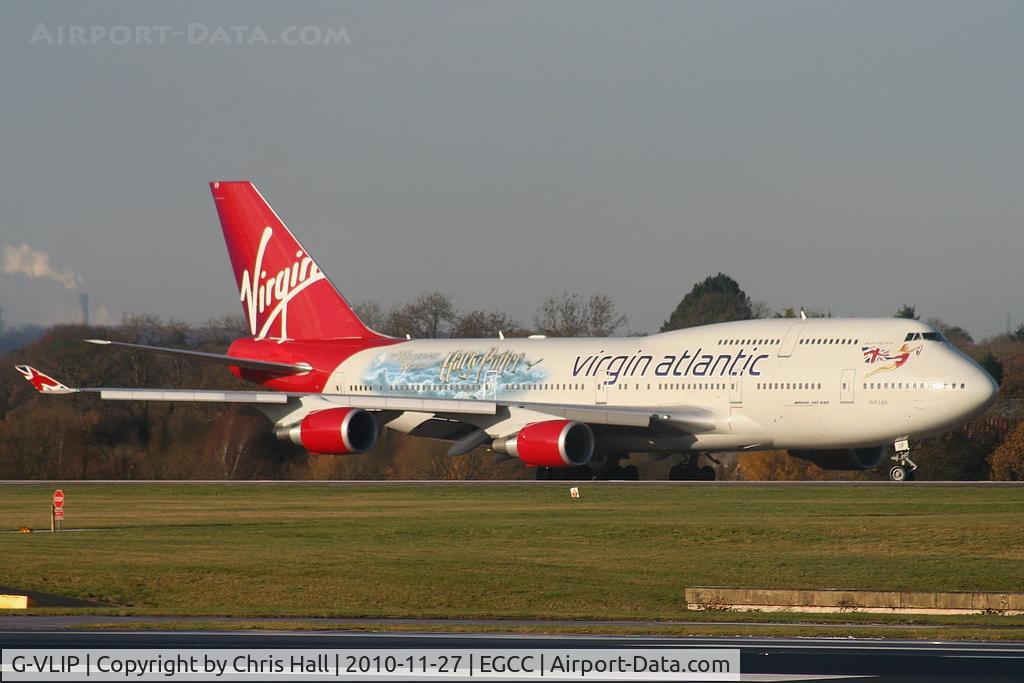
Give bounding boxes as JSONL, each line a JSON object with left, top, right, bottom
{"left": 15, "top": 366, "right": 76, "bottom": 394}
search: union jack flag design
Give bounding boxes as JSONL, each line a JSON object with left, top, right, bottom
{"left": 862, "top": 346, "right": 887, "bottom": 364}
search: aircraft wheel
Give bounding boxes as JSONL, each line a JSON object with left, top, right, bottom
{"left": 622, "top": 465, "right": 639, "bottom": 481}
{"left": 564, "top": 465, "right": 592, "bottom": 480}
{"left": 593, "top": 464, "right": 623, "bottom": 480}
{"left": 698, "top": 465, "right": 717, "bottom": 481}
{"left": 535, "top": 467, "right": 551, "bottom": 481}
{"left": 669, "top": 464, "right": 696, "bottom": 480}
{"left": 888, "top": 465, "right": 908, "bottom": 482}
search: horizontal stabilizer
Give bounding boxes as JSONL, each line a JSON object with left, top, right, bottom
{"left": 16, "top": 366, "right": 76, "bottom": 394}
{"left": 85, "top": 339, "right": 311, "bottom": 375}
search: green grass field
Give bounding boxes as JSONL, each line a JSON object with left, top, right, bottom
{"left": 1, "top": 483, "right": 1023, "bottom": 631}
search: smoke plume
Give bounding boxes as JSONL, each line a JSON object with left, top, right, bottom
{"left": 2, "top": 243, "right": 81, "bottom": 290}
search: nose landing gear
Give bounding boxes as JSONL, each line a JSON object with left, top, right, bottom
{"left": 887, "top": 439, "right": 917, "bottom": 482}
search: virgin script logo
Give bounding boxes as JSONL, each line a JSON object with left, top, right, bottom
{"left": 239, "top": 226, "right": 325, "bottom": 339}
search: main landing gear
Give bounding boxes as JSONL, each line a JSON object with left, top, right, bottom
{"left": 887, "top": 439, "right": 917, "bottom": 482}
{"left": 533, "top": 451, "right": 641, "bottom": 480}
{"left": 535, "top": 465, "right": 592, "bottom": 480}
{"left": 593, "top": 451, "right": 639, "bottom": 480}
{"left": 668, "top": 454, "right": 716, "bottom": 481}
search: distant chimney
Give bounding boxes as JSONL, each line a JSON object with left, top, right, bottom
{"left": 79, "top": 293, "right": 89, "bottom": 326}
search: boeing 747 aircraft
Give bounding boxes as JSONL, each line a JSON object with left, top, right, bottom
{"left": 18, "top": 182, "right": 998, "bottom": 481}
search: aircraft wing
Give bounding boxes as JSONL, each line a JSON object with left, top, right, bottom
{"left": 509, "top": 401, "right": 718, "bottom": 432}
{"left": 15, "top": 365, "right": 719, "bottom": 432}
{"left": 15, "top": 365, "right": 496, "bottom": 414}
{"left": 16, "top": 366, "right": 291, "bottom": 404}
{"left": 84, "top": 339, "right": 312, "bottom": 375}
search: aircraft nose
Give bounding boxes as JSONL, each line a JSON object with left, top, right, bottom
{"left": 966, "top": 362, "right": 999, "bottom": 416}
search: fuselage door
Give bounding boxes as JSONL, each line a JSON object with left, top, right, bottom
{"left": 328, "top": 371, "right": 345, "bottom": 394}
{"left": 840, "top": 368, "right": 856, "bottom": 404}
{"left": 483, "top": 371, "right": 498, "bottom": 401}
{"left": 779, "top": 323, "right": 806, "bottom": 358}
{"left": 596, "top": 378, "right": 608, "bottom": 405}
{"left": 729, "top": 375, "right": 742, "bottom": 404}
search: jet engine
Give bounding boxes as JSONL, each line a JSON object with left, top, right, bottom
{"left": 492, "top": 420, "right": 594, "bottom": 468}
{"left": 279, "top": 407, "right": 378, "bottom": 455}
{"left": 789, "top": 446, "right": 886, "bottom": 471}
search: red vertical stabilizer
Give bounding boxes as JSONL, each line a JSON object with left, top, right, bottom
{"left": 210, "top": 181, "right": 383, "bottom": 341}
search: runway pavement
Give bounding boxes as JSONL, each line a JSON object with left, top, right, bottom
{"left": 0, "top": 614, "right": 1019, "bottom": 633}
{"left": 2, "top": 479, "right": 1023, "bottom": 487}
{"left": 1, "top": 627, "right": 1022, "bottom": 681}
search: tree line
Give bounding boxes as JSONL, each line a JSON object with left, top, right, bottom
{"left": 2, "top": 274, "right": 1023, "bottom": 480}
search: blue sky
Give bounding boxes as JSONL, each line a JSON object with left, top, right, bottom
{"left": 1, "top": 1, "right": 1021, "bottom": 338}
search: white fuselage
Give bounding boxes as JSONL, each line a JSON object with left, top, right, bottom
{"left": 315, "top": 318, "right": 997, "bottom": 453}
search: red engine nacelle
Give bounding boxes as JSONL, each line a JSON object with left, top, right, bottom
{"left": 281, "top": 407, "right": 378, "bottom": 455}
{"left": 493, "top": 420, "right": 595, "bottom": 468}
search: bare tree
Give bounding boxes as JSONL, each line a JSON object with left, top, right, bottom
{"left": 383, "top": 291, "right": 456, "bottom": 338}
{"left": 353, "top": 300, "right": 386, "bottom": 332}
{"left": 534, "top": 292, "right": 627, "bottom": 337}
{"left": 451, "top": 310, "right": 523, "bottom": 338}
{"left": 750, "top": 299, "right": 773, "bottom": 319}
{"left": 586, "top": 294, "right": 628, "bottom": 337}
{"left": 416, "top": 450, "right": 488, "bottom": 480}
{"left": 197, "top": 314, "right": 249, "bottom": 346}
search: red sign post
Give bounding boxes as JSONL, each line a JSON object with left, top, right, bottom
{"left": 51, "top": 489, "right": 64, "bottom": 532}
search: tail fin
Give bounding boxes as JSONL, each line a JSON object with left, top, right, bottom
{"left": 210, "top": 181, "right": 383, "bottom": 341}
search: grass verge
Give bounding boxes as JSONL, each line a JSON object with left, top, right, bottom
{"left": 2, "top": 482, "right": 1022, "bottom": 637}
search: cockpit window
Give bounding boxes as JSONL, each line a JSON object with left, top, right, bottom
{"left": 904, "top": 331, "right": 945, "bottom": 342}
